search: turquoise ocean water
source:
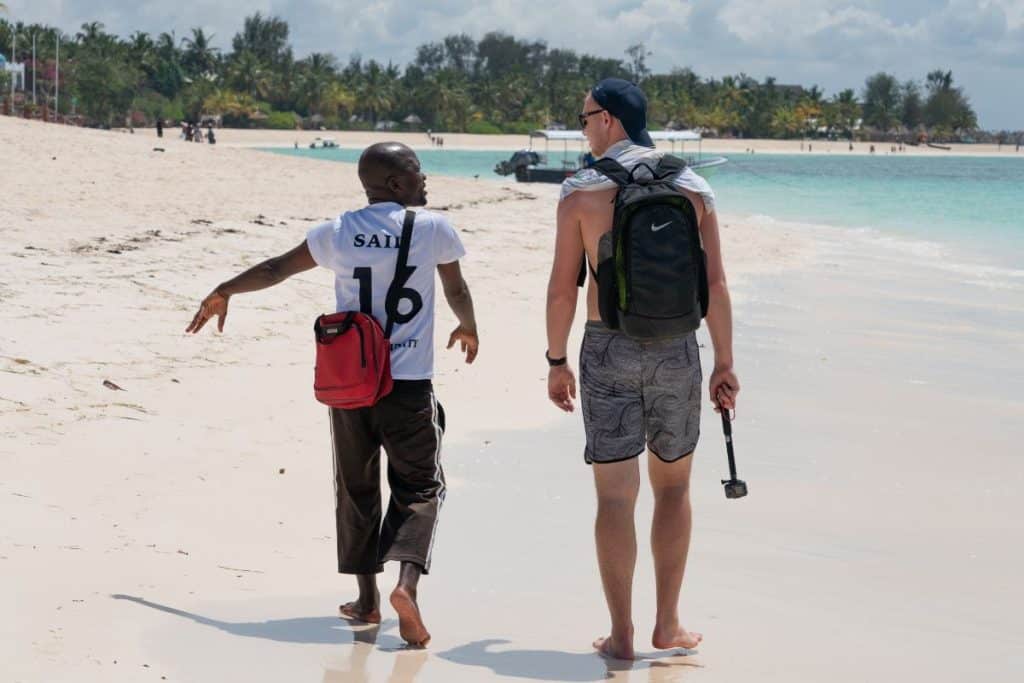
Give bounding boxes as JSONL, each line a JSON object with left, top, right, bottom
{"left": 263, "top": 146, "right": 1024, "bottom": 282}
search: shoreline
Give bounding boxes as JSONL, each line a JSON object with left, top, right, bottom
{"left": 118, "top": 124, "right": 1024, "bottom": 158}
{"left": 246, "top": 142, "right": 1024, "bottom": 289}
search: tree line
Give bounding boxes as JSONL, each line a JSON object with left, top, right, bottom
{"left": 0, "top": 13, "right": 1015, "bottom": 142}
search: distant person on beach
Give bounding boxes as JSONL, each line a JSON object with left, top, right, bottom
{"left": 156, "top": 119, "right": 163, "bottom": 138}
{"left": 206, "top": 126, "right": 216, "bottom": 145}
{"left": 545, "top": 78, "right": 739, "bottom": 660}
{"left": 186, "top": 142, "right": 479, "bottom": 648}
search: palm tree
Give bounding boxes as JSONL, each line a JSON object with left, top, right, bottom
{"left": 76, "top": 21, "right": 106, "bottom": 44}
{"left": 296, "top": 52, "right": 336, "bottom": 116}
{"left": 354, "top": 61, "right": 395, "bottom": 123}
{"left": 182, "top": 28, "right": 219, "bottom": 78}
{"left": 228, "top": 50, "right": 271, "bottom": 99}
{"left": 203, "top": 88, "right": 255, "bottom": 119}
{"left": 771, "top": 106, "right": 801, "bottom": 137}
{"left": 832, "top": 89, "right": 860, "bottom": 138}
{"left": 421, "top": 73, "right": 470, "bottom": 130}
{"left": 323, "top": 83, "right": 356, "bottom": 120}
{"left": 232, "top": 13, "right": 290, "bottom": 67}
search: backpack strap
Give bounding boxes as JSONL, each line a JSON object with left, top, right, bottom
{"left": 588, "top": 157, "right": 631, "bottom": 187}
{"left": 383, "top": 210, "right": 416, "bottom": 338}
{"left": 654, "top": 154, "right": 687, "bottom": 180}
{"left": 576, "top": 158, "right": 628, "bottom": 287}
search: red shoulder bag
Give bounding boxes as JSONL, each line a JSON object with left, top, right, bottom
{"left": 312, "top": 210, "right": 416, "bottom": 409}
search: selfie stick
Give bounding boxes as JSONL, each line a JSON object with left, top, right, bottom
{"left": 720, "top": 410, "right": 748, "bottom": 499}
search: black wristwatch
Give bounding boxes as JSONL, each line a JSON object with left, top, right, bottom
{"left": 545, "top": 351, "right": 567, "bottom": 367}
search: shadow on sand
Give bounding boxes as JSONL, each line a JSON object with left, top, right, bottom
{"left": 437, "top": 639, "right": 702, "bottom": 682}
{"left": 110, "top": 593, "right": 406, "bottom": 649}
{"left": 113, "top": 595, "right": 700, "bottom": 681}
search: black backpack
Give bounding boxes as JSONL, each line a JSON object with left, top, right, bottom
{"left": 587, "top": 154, "right": 709, "bottom": 339}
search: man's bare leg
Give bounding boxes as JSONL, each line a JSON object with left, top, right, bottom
{"left": 592, "top": 458, "right": 641, "bottom": 660}
{"left": 339, "top": 573, "right": 381, "bottom": 624}
{"left": 390, "top": 561, "right": 431, "bottom": 647}
{"left": 648, "top": 451, "right": 702, "bottom": 650}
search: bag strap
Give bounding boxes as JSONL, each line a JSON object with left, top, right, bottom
{"left": 588, "top": 157, "right": 631, "bottom": 187}
{"left": 654, "top": 154, "right": 687, "bottom": 179}
{"left": 383, "top": 210, "right": 416, "bottom": 338}
{"left": 314, "top": 311, "right": 355, "bottom": 343}
{"left": 580, "top": 158, "right": 630, "bottom": 287}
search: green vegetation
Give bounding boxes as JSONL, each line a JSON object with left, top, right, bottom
{"left": 0, "top": 13, "right": 1003, "bottom": 141}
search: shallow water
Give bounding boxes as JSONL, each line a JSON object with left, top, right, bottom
{"left": 263, "top": 146, "right": 1024, "bottom": 284}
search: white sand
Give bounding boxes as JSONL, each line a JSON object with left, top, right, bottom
{"left": 176, "top": 127, "right": 1024, "bottom": 158}
{"left": 2, "top": 117, "right": 1023, "bottom": 682}
{"left": 120, "top": 125, "right": 1024, "bottom": 158}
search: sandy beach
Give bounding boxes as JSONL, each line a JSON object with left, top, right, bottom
{"left": 2, "top": 116, "right": 1023, "bottom": 682}
{"left": 125, "top": 126, "right": 1024, "bottom": 158}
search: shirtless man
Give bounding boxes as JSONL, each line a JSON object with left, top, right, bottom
{"left": 545, "top": 79, "right": 739, "bottom": 659}
{"left": 187, "top": 142, "right": 478, "bottom": 647}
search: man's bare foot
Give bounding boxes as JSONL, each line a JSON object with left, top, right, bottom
{"left": 338, "top": 601, "right": 381, "bottom": 624}
{"left": 390, "top": 586, "right": 430, "bottom": 647}
{"left": 593, "top": 635, "right": 635, "bottom": 660}
{"left": 651, "top": 624, "right": 702, "bottom": 650}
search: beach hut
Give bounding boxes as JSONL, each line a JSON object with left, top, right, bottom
{"left": 375, "top": 119, "right": 398, "bottom": 131}
{"left": 1, "top": 54, "right": 25, "bottom": 90}
{"left": 402, "top": 114, "right": 423, "bottom": 131}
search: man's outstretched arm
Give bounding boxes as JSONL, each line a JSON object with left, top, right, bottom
{"left": 186, "top": 241, "right": 317, "bottom": 334}
{"left": 437, "top": 260, "right": 479, "bottom": 364}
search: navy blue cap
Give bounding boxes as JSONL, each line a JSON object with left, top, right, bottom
{"left": 591, "top": 78, "right": 654, "bottom": 148}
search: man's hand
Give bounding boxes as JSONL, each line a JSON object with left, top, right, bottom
{"left": 548, "top": 364, "right": 577, "bottom": 412}
{"left": 447, "top": 325, "right": 479, "bottom": 364}
{"left": 186, "top": 289, "right": 229, "bottom": 334}
{"left": 709, "top": 365, "right": 740, "bottom": 414}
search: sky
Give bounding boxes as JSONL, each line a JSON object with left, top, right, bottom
{"left": 5, "top": 0, "right": 1023, "bottom": 129}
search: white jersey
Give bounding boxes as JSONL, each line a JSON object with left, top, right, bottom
{"left": 306, "top": 202, "right": 466, "bottom": 380}
{"left": 560, "top": 139, "right": 717, "bottom": 213}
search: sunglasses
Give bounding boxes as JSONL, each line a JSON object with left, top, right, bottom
{"left": 578, "top": 108, "right": 606, "bottom": 129}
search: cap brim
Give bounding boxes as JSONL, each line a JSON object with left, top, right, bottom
{"left": 631, "top": 129, "right": 654, "bottom": 148}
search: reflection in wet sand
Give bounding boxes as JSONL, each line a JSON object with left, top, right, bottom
{"left": 322, "top": 623, "right": 429, "bottom": 683}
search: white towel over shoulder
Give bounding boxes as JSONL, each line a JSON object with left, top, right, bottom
{"left": 560, "top": 139, "right": 716, "bottom": 214}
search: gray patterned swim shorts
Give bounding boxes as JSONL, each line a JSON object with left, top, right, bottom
{"left": 580, "top": 321, "right": 702, "bottom": 464}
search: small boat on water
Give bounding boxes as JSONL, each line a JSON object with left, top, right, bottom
{"left": 309, "top": 137, "right": 339, "bottom": 149}
{"left": 495, "top": 129, "right": 727, "bottom": 183}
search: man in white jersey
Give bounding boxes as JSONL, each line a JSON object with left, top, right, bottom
{"left": 545, "top": 80, "right": 739, "bottom": 659}
{"left": 187, "top": 142, "right": 478, "bottom": 648}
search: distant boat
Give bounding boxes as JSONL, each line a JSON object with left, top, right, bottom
{"left": 309, "top": 137, "right": 338, "bottom": 149}
{"left": 495, "top": 130, "right": 728, "bottom": 184}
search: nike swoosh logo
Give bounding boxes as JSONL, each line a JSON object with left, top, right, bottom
{"left": 651, "top": 221, "right": 672, "bottom": 232}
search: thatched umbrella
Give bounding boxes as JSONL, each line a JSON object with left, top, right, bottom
{"left": 402, "top": 113, "right": 423, "bottom": 130}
